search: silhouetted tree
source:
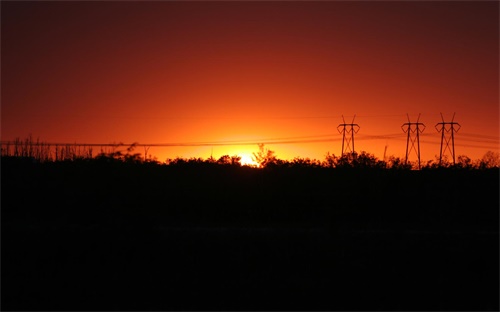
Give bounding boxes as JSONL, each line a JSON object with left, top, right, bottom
{"left": 230, "top": 155, "right": 242, "bottom": 166}
{"left": 386, "top": 155, "right": 412, "bottom": 170}
{"left": 165, "top": 157, "right": 188, "bottom": 165}
{"left": 217, "top": 155, "right": 232, "bottom": 165}
{"left": 290, "top": 157, "right": 322, "bottom": 168}
{"left": 455, "top": 155, "right": 474, "bottom": 169}
{"left": 252, "top": 144, "right": 278, "bottom": 168}
{"left": 217, "top": 155, "right": 242, "bottom": 166}
{"left": 323, "top": 152, "right": 338, "bottom": 168}
{"left": 351, "top": 151, "right": 385, "bottom": 169}
{"left": 479, "top": 151, "right": 500, "bottom": 169}
{"left": 335, "top": 152, "right": 358, "bottom": 168}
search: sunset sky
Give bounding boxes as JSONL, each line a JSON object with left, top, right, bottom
{"left": 2, "top": 1, "right": 499, "bottom": 163}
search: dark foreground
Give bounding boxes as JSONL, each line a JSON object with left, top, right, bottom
{"left": 2, "top": 158, "right": 499, "bottom": 311}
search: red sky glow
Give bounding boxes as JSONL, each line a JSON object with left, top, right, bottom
{"left": 2, "top": 1, "right": 499, "bottom": 163}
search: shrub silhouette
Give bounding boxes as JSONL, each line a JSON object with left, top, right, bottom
{"left": 252, "top": 143, "right": 278, "bottom": 167}
{"left": 216, "top": 154, "right": 242, "bottom": 166}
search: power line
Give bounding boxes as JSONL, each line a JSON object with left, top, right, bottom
{"left": 0, "top": 137, "right": 343, "bottom": 148}
{"left": 3, "top": 131, "right": 498, "bottom": 149}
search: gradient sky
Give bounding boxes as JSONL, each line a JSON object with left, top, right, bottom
{"left": 2, "top": 1, "right": 499, "bottom": 163}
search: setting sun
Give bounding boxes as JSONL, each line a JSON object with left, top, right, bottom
{"left": 239, "top": 153, "right": 259, "bottom": 167}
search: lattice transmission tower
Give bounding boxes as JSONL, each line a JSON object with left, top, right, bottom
{"left": 402, "top": 113, "right": 425, "bottom": 169}
{"left": 337, "top": 115, "right": 360, "bottom": 157}
{"left": 435, "top": 112, "right": 461, "bottom": 165}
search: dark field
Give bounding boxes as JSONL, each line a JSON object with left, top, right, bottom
{"left": 2, "top": 157, "right": 499, "bottom": 311}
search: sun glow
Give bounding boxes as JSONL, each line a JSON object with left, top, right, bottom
{"left": 239, "top": 153, "right": 259, "bottom": 167}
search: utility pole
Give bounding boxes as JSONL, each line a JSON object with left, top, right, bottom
{"left": 402, "top": 113, "right": 425, "bottom": 169}
{"left": 435, "top": 112, "right": 461, "bottom": 165}
{"left": 337, "top": 115, "right": 360, "bottom": 157}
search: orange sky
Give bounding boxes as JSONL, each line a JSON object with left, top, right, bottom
{"left": 2, "top": 1, "right": 499, "bottom": 163}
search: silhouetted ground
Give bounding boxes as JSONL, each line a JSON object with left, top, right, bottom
{"left": 2, "top": 157, "right": 499, "bottom": 311}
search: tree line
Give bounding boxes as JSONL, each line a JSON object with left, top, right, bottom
{"left": 1, "top": 137, "right": 499, "bottom": 169}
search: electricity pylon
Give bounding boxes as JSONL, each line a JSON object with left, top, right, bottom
{"left": 337, "top": 115, "right": 360, "bottom": 157}
{"left": 402, "top": 113, "right": 425, "bottom": 169}
{"left": 435, "top": 112, "right": 461, "bottom": 165}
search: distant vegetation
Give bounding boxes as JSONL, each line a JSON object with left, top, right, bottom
{"left": 1, "top": 137, "right": 499, "bottom": 169}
